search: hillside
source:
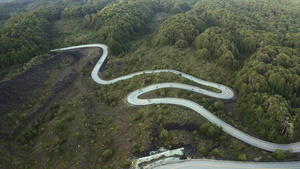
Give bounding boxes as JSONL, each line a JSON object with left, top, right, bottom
{"left": 0, "top": 0, "right": 299, "bottom": 168}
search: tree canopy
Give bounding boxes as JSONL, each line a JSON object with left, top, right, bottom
{"left": 0, "top": 7, "right": 62, "bottom": 68}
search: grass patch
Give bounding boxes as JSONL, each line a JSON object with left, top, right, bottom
{"left": 51, "top": 18, "right": 96, "bottom": 47}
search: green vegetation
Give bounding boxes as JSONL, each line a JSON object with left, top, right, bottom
{"left": 272, "top": 149, "right": 293, "bottom": 160}
{"left": 102, "top": 149, "right": 113, "bottom": 162}
{"left": 200, "top": 122, "right": 223, "bottom": 139}
{"left": 153, "top": 12, "right": 205, "bottom": 47}
{"left": 0, "top": 0, "right": 300, "bottom": 168}
{"left": 84, "top": 0, "right": 159, "bottom": 54}
{"left": 238, "top": 153, "right": 247, "bottom": 161}
{"left": 0, "top": 0, "right": 114, "bottom": 69}
{"left": 0, "top": 7, "right": 62, "bottom": 68}
{"left": 61, "top": 0, "right": 114, "bottom": 19}
{"left": 235, "top": 46, "right": 300, "bottom": 143}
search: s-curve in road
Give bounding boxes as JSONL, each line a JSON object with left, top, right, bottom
{"left": 51, "top": 44, "right": 300, "bottom": 154}
{"left": 154, "top": 160, "right": 300, "bottom": 169}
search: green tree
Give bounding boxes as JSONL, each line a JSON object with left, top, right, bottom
{"left": 212, "top": 100, "right": 224, "bottom": 111}
{"left": 196, "top": 48, "right": 211, "bottom": 60}
{"left": 159, "top": 129, "right": 170, "bottom": 141}
{"left": 133, "top": 142, "right": 141, "bottom": 153}
{"left": 217, "top": 51, "right": 238, "bottom": 70}
{"left": 199, "top": 147, "right": 207, "bottom": 154}
{"left": 272, "top": 149, "right": 286, "bottom": 160}
{"left": 153, "top": 12, "right": 206, "bottom": 46}
{"left": 175, "top": 39, "right": 189, "bottom": 48}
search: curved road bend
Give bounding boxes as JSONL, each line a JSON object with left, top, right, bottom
{"left": 52, "top": 44, "right": 300, "bottom": 156}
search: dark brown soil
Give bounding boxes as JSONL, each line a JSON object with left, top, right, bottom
{"left": 0, "top": 47, "right": 102, "bottom": 141}
{"left": 0, "top": 53, "right": 68, "bottom": 112}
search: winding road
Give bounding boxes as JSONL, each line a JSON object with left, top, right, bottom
{"left": 52, "top": 44, "right": 300, "bottom": 167}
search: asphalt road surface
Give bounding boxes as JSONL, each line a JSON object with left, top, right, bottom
{"left": 154, "top": 160, "right": 300, "bottom": 169}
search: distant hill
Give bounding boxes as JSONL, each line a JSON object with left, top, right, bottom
{"left": 0, "top": 0, "right": 15, "bottom": 3}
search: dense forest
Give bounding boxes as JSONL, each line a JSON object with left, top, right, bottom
{"left": 0, "top": 7, "right": 62, "bottom": 67}
{"left": 0, "top": 0, "right": 299, "bottom": 168}
{"left": 83, "top": 0, "right": 193, "bottom": 54}
{"left": 0, "top": 0, "right": 116, "bottom": 68}
{"left": 148, "top": 0, "right": 300, "bottom": 143}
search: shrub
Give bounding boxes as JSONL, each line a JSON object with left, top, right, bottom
{"left": 212, "top": 100, "right": 224, "bottom": 111}
{"left": 175, "top": 39, "right": 189, "bottom": 48}
{"left": 104, "top": 139, "right": 112, "bottom": 146}
{"left": 133, "top": 142, "right": 141, "bottom": 153}
{"left": 199, "top": 147, "right": 207, "bottom": 154}
{"left": 54, "top": 120, "right": 65, "bottom": 132}
{"left": 159, "top": 129, "right": 170, "bottom": 141}
{"left": 211, "top": 148, "right": 219, "bottom": 156}
{"left": 122, "top": 161, "right": 131, "bottom": 168}
{"left": 238, "top": 154, "right": 247, "bottom": 161}
{"left": 272, "top": 149, "right": 286, "bottom": 160}
{"left": 133, "top": 112, "right": 143, "bottom": 121}
{"left": 102, "top": 149, "right": 113, "bottom": 162}
{"left": 76, "top": 132, "right": 82, "bottom": 141}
